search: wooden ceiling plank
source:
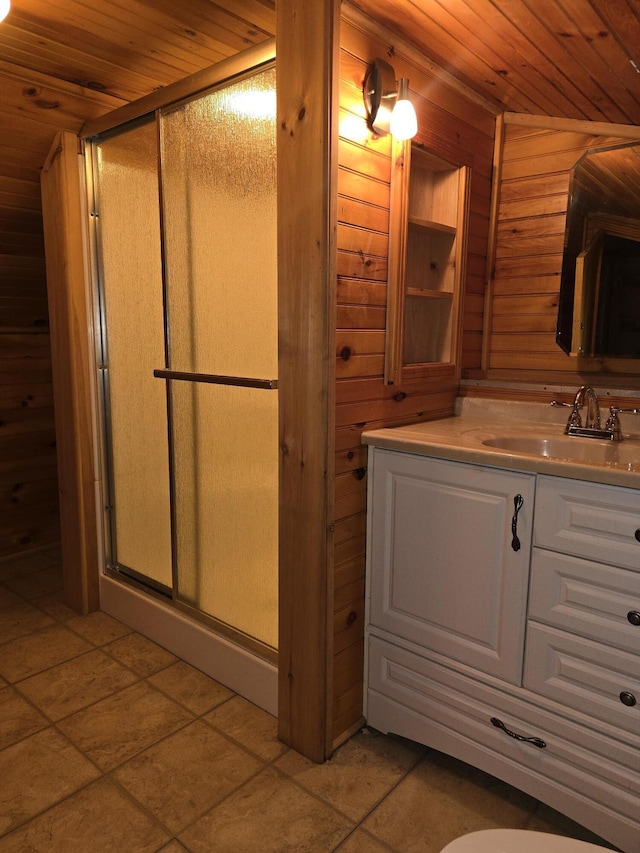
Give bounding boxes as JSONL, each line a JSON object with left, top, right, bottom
{"left": 3, "top": 6, "right": 216, "bottom": 88}
{"left": 480, "top": 0, "right": 625, "bottom": 123}
{"left": 209, "top": 0, "right": 276, "bottom": 34}
{"left": 560, "top": 0, "right": 640, "bottom": 110}
{"left": 442, "top": 0, "right": 610, "bottom": 121}
{"left": 0, "top": 58, "right": 125, "bottom": 112}
{"left": 528, "top": 0, "right": 640, "bottom": 122}
{"left": 111, "top": 0, "right": 275, "bottom": 46}
{"left": 27, "top": 0, "right": 234, "bottom": 72}
{"left": 0, "top": 21, "right": 194, "bottom": 100}
{"left": 0, "top": 76, "right": 123, "bottom": 133}
{"left": 104, "top": 0, "right": 266, "bottom": 63}
{"left": 345, "top": 0, "right": 538, "bottom": 115}
{"left": 352, "top": 0, "right": 585, "bottom": 116}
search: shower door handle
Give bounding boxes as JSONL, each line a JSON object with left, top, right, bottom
{"left": 153, "top": 369, "right": 277, "bottom": 389}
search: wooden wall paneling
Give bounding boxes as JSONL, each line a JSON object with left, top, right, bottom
{"left": 277, "top": 0, "right": 340, "bottom": 763}
{"left": 40, "top": 131, "right": 99, "bottom": 614}
{"left": 0, "top": 330, "right": 59, "bottom": 558}
{"left": 333, "top": 11, "right": 495, "bottom": 746}
{"left": 0, "top": 104, "right": 60, "bottom": 560}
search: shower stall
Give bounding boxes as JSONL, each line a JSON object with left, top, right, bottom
{"left": 88, "top": 57, "right": 279, "bottom": 708}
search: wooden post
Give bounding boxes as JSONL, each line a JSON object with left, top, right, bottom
{"left": 277, "top": 0, "right": 339, "bottom": 761}
{"left": 41, "top": 132, "right": 99, "bottom": 614}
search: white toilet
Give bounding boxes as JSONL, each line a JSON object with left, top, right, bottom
{"left": 440, "top": 829, "right": 613, "bottom": 852}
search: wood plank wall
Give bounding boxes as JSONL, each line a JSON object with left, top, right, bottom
{"left": 332, "top": 14, "right": 496, "bottom": 746}
{"left": 0, "top": 184, "right": 60, "bottom": 558}
{"left": 0, "top": 59, "right": 125, "bottom": 562}
{"left": 481, "top": 121, "right": 640, "bottom": 386}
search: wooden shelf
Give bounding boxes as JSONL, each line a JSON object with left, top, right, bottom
{"left": 406, "top": 287, "right": 454, "bottom": 299}
{"left": 408, "top": 216, "right": 456, "bottom": 235}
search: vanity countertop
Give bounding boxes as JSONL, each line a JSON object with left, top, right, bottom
{"left": 361, "top": 398, "right": 640, "bottom": 489}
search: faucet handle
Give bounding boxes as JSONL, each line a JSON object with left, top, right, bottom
{"left": 605, "top": 406, "right": 640, "bottom": 440}
{"left": 551, "top": 400, "right": 582, "bottom": 432}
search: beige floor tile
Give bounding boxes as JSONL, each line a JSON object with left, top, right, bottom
{"left": 148, "top": 660, "right": 234, "bottom": 715}
{"left": 276, "top": 729, "right": 426, "bottom": 822}
{"left": 361, "top": 751, "right": 538, "bottom": 853}
{"left": 0, "top": 601, "right": 54, "bottom": 642}
{"left": 3, "top": 566, "right": 63, "bottom": 600}
{"left": 65, "top": 610, "right": 132, "bottom": 645}
{"left": 0, "top": 588, "right": 22, "bottom": 611}
{"left": 31, "top": 592, "right": 78, "bottom": 621}
{"left": 57, "top": 681, "right": 194, "bottom": 771}
{"left": 112, "top": 719, "right": 262, "bottom": 833}
{"left": 17, "top": 648, "right": 139, "bottom": 721}
{"left": 0, "top": 553, "right": 55, "bottom": 582}
{"left": 179, "top": 766, "right": 353, "bottom": 853}
{"left": 204, "top": 694, "right": 287, "bottom": 762}
{"left": 0, "top": 624, "right": 93, "bottom": 683}
{"left": 103, "top": 632, "right": 178, "bottom": 676}
{"left": 0, "top": 687, "right": 48, "bottom": 749}
{"left": 0, "top": 727, "right": 100, "bottom": 835}
{"left": 0, "top": 778, "right": 169, "bottom": 853}
{"left": 526, "top": 803, "right": 617, "bottom": 848}
{"left": 335, "top": 829, "right": 398, "bottom": 852}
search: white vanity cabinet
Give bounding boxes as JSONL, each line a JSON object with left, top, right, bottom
{"left": 364, "top": 446, "right": 640, "bottom": 853}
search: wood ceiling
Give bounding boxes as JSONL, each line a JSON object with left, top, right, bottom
{"left": 351, "top": 0, "right": 640, "bottom": 125}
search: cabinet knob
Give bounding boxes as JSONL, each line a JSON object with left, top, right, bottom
{"left": 635, "top": 529, "right": 640, "bottom": 542}
{"left": 628, "top": 610, "right": 640, "bottom": 626}
{"left": 620, "top": 691, "right": 637, "bottom": 707}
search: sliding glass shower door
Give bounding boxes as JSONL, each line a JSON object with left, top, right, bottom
{"left": 93, "top": 65, "right": 278, "bottom": 654}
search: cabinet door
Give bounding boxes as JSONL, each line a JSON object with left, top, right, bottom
{"left": 367, "top": 449, "right": 535, "bottom": 684}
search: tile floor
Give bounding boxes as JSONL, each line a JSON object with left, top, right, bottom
{"left": 0, "top": 548, "right": 617, "bottom": 852}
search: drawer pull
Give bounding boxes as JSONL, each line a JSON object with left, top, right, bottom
{"left": 628, "top": 610, "right": 640, "bottom": 626}
{"left": 635, "top": 529, "right": 640, "bottom": 542}
{"left": 490, "top": 716, "right": 546, "bottom": 748}
{"left": 511, "top": 494, "right": 524, "bottom": 552}
{"left": 620, "top": 691, "right": 637, "bottom": 707}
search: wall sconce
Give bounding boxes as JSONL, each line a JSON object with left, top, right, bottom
{"left": 0, "top": 0, "right": 10, "bottom": 24}
{"left": 363, "top": 58, "right": 418, "bottom": 141}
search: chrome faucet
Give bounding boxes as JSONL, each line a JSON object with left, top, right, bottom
{"left": 553, "top": 386, "right": 640, "bottom": 441}
{"left": 572, "top": 384, "right": 601, "bottom": 430}
{"left": 552, "top": 385, "right": 611, "bottom": 439}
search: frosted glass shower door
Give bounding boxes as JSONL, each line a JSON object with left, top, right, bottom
{"left": 94, "top": 121, "right": 173, "bottom": 589}
{"left": 159, "top": 67, "right": 279, "bottom": 650}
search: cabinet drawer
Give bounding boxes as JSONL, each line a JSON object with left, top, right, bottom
{"left": 524, "top": 622, "right": 640, "bottom": 738}
{"left": 366, "top": 634, "right": 640, "bottom": 827}
{"left": 535, "top": 476, "right": 640, "bottom": 571}
{"left": 530, "top": 548, "right": 640, "bottom": 652}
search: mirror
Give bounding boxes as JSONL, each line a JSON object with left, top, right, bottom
{"left": 556, "top": 141, "right": 640, "bottom": 357}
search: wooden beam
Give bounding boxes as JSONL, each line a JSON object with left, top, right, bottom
{"left": 503, "top": 112, "right": 640, "bottom": 140}
{"left": 277, "top": 0, "right": 339, "bottom": 762}
{"left": 40, "top": 131, "right": 99, "bottom": 614}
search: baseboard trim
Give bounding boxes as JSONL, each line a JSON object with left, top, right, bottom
{"left": 99, "top": 574, "right": 278, "bottom": 716}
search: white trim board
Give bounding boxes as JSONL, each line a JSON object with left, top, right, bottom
{"left": 99, "top": 574, "right": 278, "bottom": 716}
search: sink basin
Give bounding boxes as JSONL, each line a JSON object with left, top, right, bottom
{"left": 482, "top": 435, "right": 640, "bottom": 470}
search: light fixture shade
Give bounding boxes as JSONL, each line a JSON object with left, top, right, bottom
{"left": 363, "top": 59, "right": 418, "bottom": 140}
{"left": 390, "top": 79, "right": 418, "bottom": 140}
{"left": 0, "top": 0, "right": 10, "bottom": 23}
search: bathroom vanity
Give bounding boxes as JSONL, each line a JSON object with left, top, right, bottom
{"left": 363, "top": 402, "right": 640, "bottom": 853}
